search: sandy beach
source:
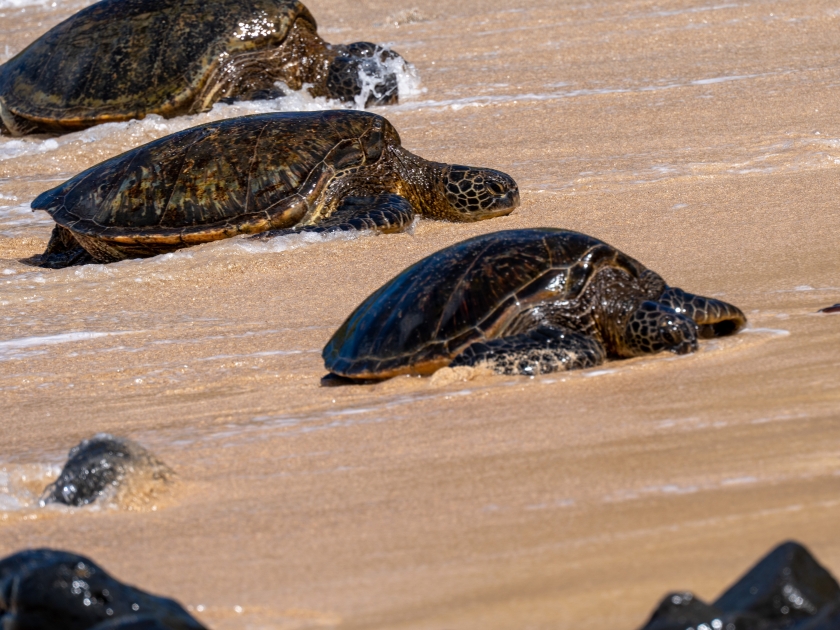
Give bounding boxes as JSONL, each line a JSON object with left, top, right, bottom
{"left": 1, "top": 0, "right": 839, "bottom": 627}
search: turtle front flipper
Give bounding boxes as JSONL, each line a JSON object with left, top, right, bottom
{"left": 450, "top": 326, "right": 606, "bottom": 376}
{"left": 254, "top": 194, "right": 415, "bottom": 239}
{"left": 27, "top": 225, "right": 94, "bottom": 269}
{"left": 659, "top": 286, "right": 747, "bottom": 338}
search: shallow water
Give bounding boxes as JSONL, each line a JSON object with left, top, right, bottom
{"left": 2, "top": 0, "right": 840, "bottom": 628}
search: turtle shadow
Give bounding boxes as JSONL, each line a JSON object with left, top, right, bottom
{"left": 320, "top": 373, "right": 381, "bottom": 387}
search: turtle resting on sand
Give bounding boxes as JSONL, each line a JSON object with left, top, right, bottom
{"left": 40, "top": 434, "right": 173, "bottom": 508}
{"left": 29, "top": 111, "right": 519, "bottom": 268}
{"left": 322, "top": 228, "right": 746, "bottom": 383}
{"left": 0, "top": 0, "right": 410, "bottom": 136}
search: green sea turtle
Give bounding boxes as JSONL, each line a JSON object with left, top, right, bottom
{"left": 322, "top": 228, "right": 747, "bottom": 383}
{"left": 0, "top": 0, "right": 409, "bottom": 136}
{"left": 29, "top": 110, "right": 519, "bottom": 268}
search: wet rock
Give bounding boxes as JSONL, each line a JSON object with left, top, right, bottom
{"left": 799, "top": 598, "right": 840, "bottom": 630}
{"left": 639, "top": 542, "right": 840, "bottom": 630}
{"left": 639, "top": 591, "right": 768, "bottom": 630}
{"left": 640, "top": 591, "right": 724, "bottom": 630}
{"left": 0, "top": 548, "right": 206, "bottom": 630}
{"left": 40, "top": 434, "right": 173, "bottom": 508}
{"left": 818, "top": 304, "right": 840, "bottom": 313}
{"left": 714, "top": 541, "right": 840, "bottom": 627}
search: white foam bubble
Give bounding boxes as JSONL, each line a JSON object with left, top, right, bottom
{"left": 227, "top": 228, "right": 372, "bottom": 255}
{"left": 583, "top": 368, "right": 620, "bottom": 377}
{"left": 0, "top": 332, "right": 131, "bottom": 361}
{"left": 0, "top": 0, "right": 52, "bottom": 8}
{"left": 0, "top": 331, "right": 116, "bottom": 349}
{"left": 0, "top": 463, "right": 62, "bottom": 513}
{"left": 0, "top": 202, "right": 32, "bottom": 219}
{"left": 0, "top": 138, "right": 59, "bottom": 161}
{"left": 741, "top": 327, "right": 790, "bottom": 336}
{"left": 0, "top": 202, "right": 52, "bottom": 235}
{"left": 352, "top": 47, "right": 423, "bottom": 109}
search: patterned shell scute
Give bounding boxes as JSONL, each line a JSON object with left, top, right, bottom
{"left": 324, "top": 229, "right": 622, "bottom": 376}
{"left": 32, "top": 110, "right": 383, "bottom": 236}
{"left": 0, "top": 0, "right": 313, "bottom": 121}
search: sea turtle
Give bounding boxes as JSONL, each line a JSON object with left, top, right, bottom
{"left": 0, "top": 549, "right": 206, "bottom": 629}
{"left": 41, "top": 434, "right": 174, "bottom": 507}
{"left": 0, "top": 0, "right": 409, "bottom": 136}
{"left": 29, "top": 110, "right": 519, "bottom": 268}
{"left": 322, "top": 228, "right": 747, "bottom": 383}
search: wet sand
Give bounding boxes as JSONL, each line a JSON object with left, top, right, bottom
{"left": 1, "top": 0, "right": 839, "bottom": 628}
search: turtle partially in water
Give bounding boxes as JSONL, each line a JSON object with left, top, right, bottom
{"left": 29, "top": 110, "right": 519, "bottom": 268}
{"left": 0, "top": 0, "right": 410, "bottom": 136}
{"left": 322, "top": 228, "right": 747, "bottom": 383}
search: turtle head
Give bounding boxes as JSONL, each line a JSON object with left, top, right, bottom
{"left": 426, "top": 164, "right": 520, "bottom": 222}
{"left": 327, "top": 43, "right": 405, "bottom": 107}
{"left": 618, "top": 300, "right": 699, "bottom": 357}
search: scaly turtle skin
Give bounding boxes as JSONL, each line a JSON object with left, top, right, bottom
{"left": 29, "top": 110, "right": 519, "bottom": 268}
{"left": 0, "top": 0, "right": 408, "bottom": 135}
{"left": 322, "top": 228, "right": 746, "bottom": 382}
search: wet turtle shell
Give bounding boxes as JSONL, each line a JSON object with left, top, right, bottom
{"left": 323, "top": 228, "right": 746, "bottom": 380}
{"left": 324, "top": 229, "right": 621, "bottom": 378}
{"left": 0, "top": 0, "right": 316, "bottom": 131}
{"left": 31, "top": 110, "right": 520, "bottom": 266}
{"left": 31, "top": 110, "right": 392, "bottom": 258}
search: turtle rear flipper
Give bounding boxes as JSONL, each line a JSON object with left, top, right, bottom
{"left": 27, "top": 225, "right": 93, "bottom": 269}
{"left": 256, "top": 193, "right": 415, "bottom": 239}
{"left": 450, "top": 326, "right": 606, "bottom": 376}
{"left": 660, "top": 286, "right": 746, "bottom": 338}
{"left": 0, "top": 98, "right": 39, "bottom": 136}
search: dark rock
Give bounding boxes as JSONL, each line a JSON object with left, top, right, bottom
{"left": 40, "top": 434, "right": 173, "bottom": 507}
{"left": 639, "top": 542, "right": 840, "bottom": 630}
{"left": 640, "top": 591, "right": 724, "bottom": 630}
{"left": 714, "top": 541, "right": 840, "bottom": 627}
{"left": 0, "top": 548, "right": 205, "bottom": 630}
{"left": 638, "top": 591, "right": 771, "bottom": 630}
{"left": 798, "top": 598, "right": 840, "bottom": 630}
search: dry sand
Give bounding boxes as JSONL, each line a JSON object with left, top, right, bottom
{"left": 1, "top": 0, "right": 839, "bottom": 628}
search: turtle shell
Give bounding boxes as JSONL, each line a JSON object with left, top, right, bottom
{"left": 0, "top": 0, "right": 315, "bottom": 128}
{"left": 323, "top": 228, "right": 651, "bottom": 379}
{"left": 32, "top": 110, "right": 396, "bottom": 246}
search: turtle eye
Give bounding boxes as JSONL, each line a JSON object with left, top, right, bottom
{"left": 442, "top": 165, "right": 519, "bottom": 218}
{"left": 488, "top": 181, "right": 506, "bottom": 195}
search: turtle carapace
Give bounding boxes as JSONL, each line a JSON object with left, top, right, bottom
{"left": 29, "top": 111, "right": 519, "bottom": 268}
{"left": 0, "top": 0, "right": 410, "bottom": 135}
{"left": 322, "top": 228, "right": 747, "bottom": 382}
